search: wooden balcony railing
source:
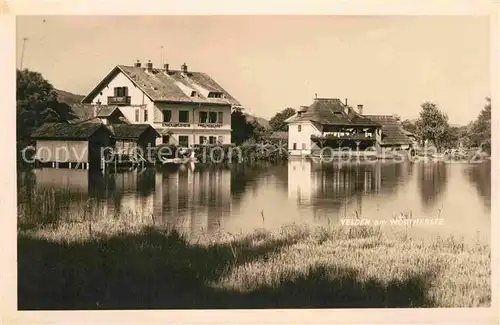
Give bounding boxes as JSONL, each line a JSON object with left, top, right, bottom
{"left": 108, "top": 96, "right": 131, "bottom": 106}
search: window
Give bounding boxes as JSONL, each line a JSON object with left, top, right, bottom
{"left": 143, "top": 110, "right": 148, "bottom": 122}
{"left": 199, "top": 136, "right": 207, "bottom": 145}
{"left": 298, "top": 125, "right": 302, "bottom": 132}
{"left": 208, "top": 92, "right": 223, "bottom": 98}
{"left": 302, "top": 143, "right": 306, "bottom": 150}
{"left": 114, "top": 87, "right": 128, "bottom": 97}
{"left": 293, "top": 143, "right": 297, "bottom": 150}
{"left": 209, "top": 112, "right": 217, "bottom": 123}
{"left": 209, "top": 136, "right": 217, "bottom": 145}
{"left": 178, "top": 136, "right": 189, "bottom": 147}
{"left": 179, "top": 110, "right": 189, "bottom": 123}
{"left": 191, "top": 91, "right": 197, "bottom": 97}
{"left": 199, "top": 111, "right": 208, "bottom": 123}
{"left": 163, "top": 110, "right": 172, "bottom": 122}
{"left": 162, "top": 135, "right": 170, "bottom": 144}
{"left": 135, "top": 109, "right": 140, "bottom": 122}
{"left": 217, "top": 136, "right": 223, "bottom": 144}
{"left": 217, "top": 112, "right": 223, "bottom": 124}
{"left": 199, "top": 111, "right": 223, "bottom": 123}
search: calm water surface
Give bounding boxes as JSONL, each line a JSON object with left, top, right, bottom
{"left": 17, "top": 160, "right": 491, "bottom": 243}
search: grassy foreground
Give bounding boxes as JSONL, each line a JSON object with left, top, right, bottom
{"left": 18, "top": 219, "right": 490, "bottom": 309}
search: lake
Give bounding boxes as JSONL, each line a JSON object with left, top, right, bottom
{"left": 17, "top": 159, "right": 491, "bottom": 244}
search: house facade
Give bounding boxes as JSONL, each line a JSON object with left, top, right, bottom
{"left": 81, "top": 61, "right": 241, "bottom": 147}
{"left": 285, "top": 98, "right": 414, "bottom": 157}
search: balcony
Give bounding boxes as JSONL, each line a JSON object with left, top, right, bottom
{"left": 312, "top": 133, "right": 376, "bottom": 141}
{"left": 197, "top": 123, "right": 223, "bottom": 128}
{"left": 108, "top": 96, "right": 131, "bottom": 106}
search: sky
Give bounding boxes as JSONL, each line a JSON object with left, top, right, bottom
{"left": 16, "top": 15, "right": 490, "bottom": 125}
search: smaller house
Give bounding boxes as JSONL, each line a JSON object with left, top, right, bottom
{"left": 363, "top": 115, "right": 414, "bottom": 151}
{"left": 264, "top": 131, "right": 288, "bottom": 145}
{"left": 31, "top": 122, "right": 113, "bottom": 169}
{"left": 108, "top": 124, "right": 160, "bottom": 161}
{"left": 69, "top": 105, "right": 129, "bottom": 125}
{"left": 94, "top": 106, "right": 129, "bottom": 125}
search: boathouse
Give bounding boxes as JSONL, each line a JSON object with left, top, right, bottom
{"left": 109, "top": 124, "right": 160, "bottom": 161}
{"left": 31, "top": 122, "right": 113, "bottom": 169}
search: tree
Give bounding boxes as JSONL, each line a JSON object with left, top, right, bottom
{"left": 269, "top": 107, "right": 296, "bottom": 132}
{"left": 231, "top": 108, "right": 257, "bottom": 145}
{"left": 469, "top": 97, "right": 491, "bottom": 154}
{"left": 415, "top": 102, "right": 450, "bottom": 151}
{"left": 16, "top": 69, "right": 75, "bottom": 142}
{"left": 400, "top": 119, "right": 417, "bottom": 134}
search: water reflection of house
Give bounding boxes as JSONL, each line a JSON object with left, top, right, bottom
{"left": 288, "top": 160, "right": 402, "bottom": 216}
{"left": 287, "top": 159, "right": 315, "bottom": 205}
{"left": 154, "top": 167, "right": 232, "bottom": 237}
{"left": 31, "top": 168, "right": 110, "bottom": 218}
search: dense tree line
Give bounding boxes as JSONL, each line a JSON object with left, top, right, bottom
{"left": 401, "top": 98, "right": 491, "bottom": 154}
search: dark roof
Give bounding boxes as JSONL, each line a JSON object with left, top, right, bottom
{"left": 109, "top": 124, "right": 160, "bottom": 140}
{"left": 285, "top": 98, "right": 381, "bottom": 127}
{"left": 31, "top": 122, "right": 110, "bottom": 140}
{"left": 69, "top": 103, "right": 95, "bottom": 120}
{"left": 363, "top": 115, "right": 413, "bottom": 145}
{"left": 96, "top": 106, "right": 119, "bottom": 117}
{"left": 266, "top": 131, "right": 288, "bottom": 139}
{"left": 81, "top": 65, "right": 241, "bottom": 106}
{"left": 68, "top": 105, "right": 129, "bottom": 124}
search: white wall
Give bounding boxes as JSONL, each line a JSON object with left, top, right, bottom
{"left": 287, "top": 121, "right": 322, "bottom": 156}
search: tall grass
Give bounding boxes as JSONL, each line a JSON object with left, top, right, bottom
{"left": 18, "top": 219, "right": 490, "bottom": 309}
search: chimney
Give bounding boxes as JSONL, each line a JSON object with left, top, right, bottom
{"left": 163, "top": 62, "right": 169, "bottom": 72}
{"left": 134, "top": 59, "right": 141, "bottom": 68}
{"left": 181, "top": 62, "right": 188, "bottom": 74}
{"left": 345, "top": 98, "right": 348, "bottom": 106}
{"left": 146, "top": 60, "right": 153, "bottom": 71}
{"left": 357, "top": 104, "right": 364, "bottom": 115}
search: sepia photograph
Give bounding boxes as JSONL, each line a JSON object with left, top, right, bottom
{"left": 12, "top": 13, "right": 493, "bottom": 315}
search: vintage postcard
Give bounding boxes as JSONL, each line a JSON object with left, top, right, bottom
{"left": 1, "top": 1, "right": 498, "bottom": 324}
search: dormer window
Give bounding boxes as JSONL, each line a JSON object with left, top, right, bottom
{"left": 208, "top": 92, "right": 223, "bottom": 98}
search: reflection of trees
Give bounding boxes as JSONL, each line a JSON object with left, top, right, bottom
{"left": 417, "top": 162, "right": 449, "bottom": 209}
{"left": 463, "top": 161, "right": 491, "bottom": 209}
{"left": 286, "top": 160, "right": 413, "bottom": 217}
{"left": 312, "top": 162, "right": 408, "bottom": 210}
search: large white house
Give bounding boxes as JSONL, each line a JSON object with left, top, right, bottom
{"left": 285, "top": 98, "right": 414, "bottom": 157}
{"left": 81, "top": 60, "right": 241, "bottom": 146}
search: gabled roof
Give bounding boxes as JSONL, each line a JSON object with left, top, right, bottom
{"left": 95, "top": 106, "right": 119, "bottom": 117}
{"left": 266, "top": 131, "right": 288, "bottom": 139}
{"left": 363, "top": 115, "right": 413, "bottom": 145}
{"left": 81, "top": 65, "right": 241, "bottom": 106}
{"left": 285, "top": 98, "right": 381, "bottom": 127}
{"left": 108, "top": 124, "right": 160, "bottom": 140}
{"left": 31, "top": 122, "right": 111, "bottom": 140}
